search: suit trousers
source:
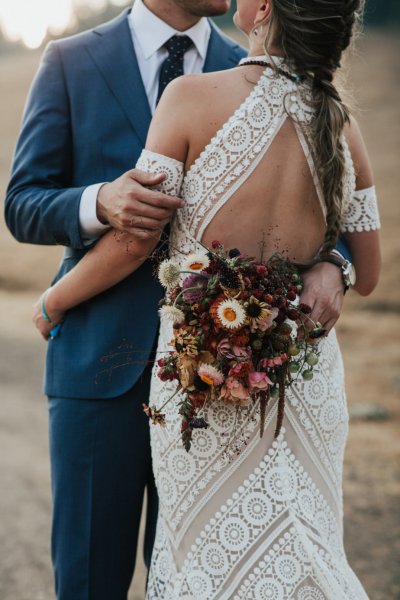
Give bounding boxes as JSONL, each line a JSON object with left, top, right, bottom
{"left": 48, "top": 361, "right": 158, "bottom": 600}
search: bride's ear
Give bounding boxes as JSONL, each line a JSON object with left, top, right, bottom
{"left": 254, "top": 0, "right": 271, "bottom": 27}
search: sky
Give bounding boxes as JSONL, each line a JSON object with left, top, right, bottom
{"left": 0, "top": 0, "right": 129, "bottom": 49}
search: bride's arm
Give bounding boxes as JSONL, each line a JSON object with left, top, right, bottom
{"left": 342, "top": 117, "right": 381, "bottom": 296}
{"left": 38, "top": 227, "right": 162, "bottom": 325}
{"left": 33, "top": 78, "right": 192, "bottom": 338}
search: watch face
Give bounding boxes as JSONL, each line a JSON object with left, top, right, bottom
{"left": 344, "top": 262, "right": 356, "bottom": 286}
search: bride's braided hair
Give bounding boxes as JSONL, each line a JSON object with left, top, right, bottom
{"left": 267, "top": 0, "right": 364, "bottom": 256}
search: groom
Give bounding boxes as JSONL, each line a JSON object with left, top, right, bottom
{"left": 4, "top": 1, "right": 347, "bottom": 598}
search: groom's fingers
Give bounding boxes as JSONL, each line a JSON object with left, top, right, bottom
{"left": 97, "top": 168, "right": 184, "bottom": 232}
{"left": 128, "top": 169, "right": 184, "bottom": 211}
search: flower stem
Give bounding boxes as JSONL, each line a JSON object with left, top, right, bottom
{"left": 173, "top": 286, "right": 203, "bottom": 307}
{"left": 157, "top": 386, "right": 182, "bottom": 412}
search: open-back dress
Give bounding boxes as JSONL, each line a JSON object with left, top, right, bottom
{"left": 136, "top": 59, "right": 380, "bottom": 600}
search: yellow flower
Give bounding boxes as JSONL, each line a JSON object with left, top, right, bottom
{"left": 244, "top": 296, "right": 271, "bottom": 325}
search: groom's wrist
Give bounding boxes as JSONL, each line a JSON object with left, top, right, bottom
{"left": 96, "top": 183, "right": 112, "bottom": 225}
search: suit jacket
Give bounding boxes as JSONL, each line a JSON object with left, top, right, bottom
{"left": 5, "top": 10, "right": 246, "bottom": 399}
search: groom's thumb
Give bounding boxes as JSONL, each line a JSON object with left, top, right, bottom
{"left": 127, "top": 168, "right": 167, "bottom": 186}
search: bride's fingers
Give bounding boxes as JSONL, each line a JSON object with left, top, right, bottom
{"left": 323, "top": 318, "right": 337, "bottom": 335}
{"left": 311, "top": 304, "right": 339, "bottom": 332}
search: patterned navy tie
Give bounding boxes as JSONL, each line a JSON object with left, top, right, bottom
{"left": 156, "top": 34, "right": 194, "bottom": 104}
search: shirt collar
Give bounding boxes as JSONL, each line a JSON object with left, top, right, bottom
{"left": 129, "top": 0, "right": 211, "bottom": 60}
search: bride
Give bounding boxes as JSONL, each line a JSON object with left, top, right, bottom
{"left": 35, "top": 0, "right": 380, "bottom": 597}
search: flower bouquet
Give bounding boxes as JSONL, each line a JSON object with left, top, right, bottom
{"left": 143, "top": 242, "right": 325, "bottom": 452}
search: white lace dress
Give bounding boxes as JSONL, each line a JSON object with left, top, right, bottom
{"left": 137, "top": 61, "right": 380, "bottom": 600}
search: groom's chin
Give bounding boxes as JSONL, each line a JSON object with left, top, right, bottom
{"left": 175, "top": 0, "right": 231, "bottom": 18}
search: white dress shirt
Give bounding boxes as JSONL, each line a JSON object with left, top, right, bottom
{"left": 79, "top": 0, "right": 211, "bottom": 241}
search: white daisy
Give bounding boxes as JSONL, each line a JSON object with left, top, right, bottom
{"left": 216, "top": 298, "right": 246, "bottom": 330}
{"left": 158, "top": 259, "right": 180, "bottom": 288}
{"left": 198, "top": 364, "right": 225, "bottom": 386}
{"left": 182, "top": 253, "right": 210, "bottom": 272}
{"left": 159, "top": 305, "right": 185, "bottom": 324}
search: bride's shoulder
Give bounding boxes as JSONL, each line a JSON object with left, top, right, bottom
{"left": 162, "top": 70, "right": 233, "bottom": 104}
{"left": 145, "top": 72, "right": 223, "bottom": 163}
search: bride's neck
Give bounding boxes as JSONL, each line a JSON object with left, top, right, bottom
{"left": 247, "top": 27, "right": 284, "bottom": 59}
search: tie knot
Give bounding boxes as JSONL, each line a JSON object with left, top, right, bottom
{"left": 164, "top": 34, "right": 193, "bottom": 56}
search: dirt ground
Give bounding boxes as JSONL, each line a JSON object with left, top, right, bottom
{"left": 0, "top": 31, "right": 399, "bottom": 600}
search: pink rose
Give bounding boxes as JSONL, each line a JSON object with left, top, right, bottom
{"left": 220, "top": 377, "right": 251, "bottom": 406}
{"left": 248, "top": 371, "right": 272, "bottom": 391}
{"left": 217, "top": 339, "right": 251, "bottom": 361}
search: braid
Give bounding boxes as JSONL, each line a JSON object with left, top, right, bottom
{"left": 312, "top": 68, "right": 349, "bottom": 255}
{"left": 267, "top": 0, "right": 364, "bottom": 257}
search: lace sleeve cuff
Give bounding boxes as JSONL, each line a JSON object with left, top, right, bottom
{"left": 136, "top": 149, "right": 184, "bottom": 197}
{"left": 340, "top": 185, "right": 381, "bottom": 233}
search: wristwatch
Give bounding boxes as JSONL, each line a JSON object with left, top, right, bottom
{"left": 321, "top": 250, "right": 356, "bottom": 294}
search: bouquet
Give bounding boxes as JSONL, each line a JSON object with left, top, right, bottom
{"left": 143, "top": 242, "right": 325, "bottom": 452}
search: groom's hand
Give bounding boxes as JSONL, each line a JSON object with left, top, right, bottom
{"left": 96, "top": 168, "right": 184, "bottom": 239}
{"left": 300, "top": 262, "right": 344, "bottom": 334}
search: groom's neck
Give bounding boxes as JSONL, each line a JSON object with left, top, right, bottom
{"left": 143, "top": 0, "right": 202, "bottom": 31}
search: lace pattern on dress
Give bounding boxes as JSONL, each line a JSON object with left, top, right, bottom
{"left": 169, "top": 67, "right": 318, "bottom": 258}
{"left": 136, "top": 149, "right": 184, "bottom": 196}
{"left": 136, "top": 65, "right": 370, "bottom": 600}
{"left": 341, "top": 186, "right": 380, "bottom": 232}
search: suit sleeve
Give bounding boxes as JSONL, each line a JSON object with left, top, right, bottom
{"left": 4, "top": 41, "right": 86, "bottom": 248}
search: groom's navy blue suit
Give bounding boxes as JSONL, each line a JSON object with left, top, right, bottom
{"left": 5, "top": 9, "right": 245, "bottom": 599}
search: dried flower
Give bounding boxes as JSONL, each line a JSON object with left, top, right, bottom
{"left": 259, "top": 353, "right": 289, "bottom": 368}
{"left": 216, "top": 298, "right": 246, "bottom": 330}
{"left": 159, "top": 305, "right": 185, "bottom": 324}
{"left": 198, "top": 363, "right": 225, "bottom": 386}
{"left": 153, "top": 243, "right": 324, "bottom": 451}
{"left": 177, "top": 355, "right": 197, "bottom": 389}
{"left": 217, "top": 338, "right": 251, "bottom": 361}
{"left": 158, "top": 259, "right": 180, "bottom": 288}
{"left": 142, "top": 404, "right": 166, "bottom": 426}
{"left": 182, "top": 253, "right": 210, "bottom": 272}
{"left": 252, "top": 307, "right": 279, "bottom": 332}
{"left": 182, "top": 273, "right": 207, "bottom": 303}
{"left": 175, "top": 330, "right": 198, "bottom": 357}
{"left": 245, "top": 296, "right": 272, "bottom": 326}
{"left": 220, "top": 377, "right": 251, "bottom": 406}
{"left": 248, "top": 371, "right": 272, "bottom": 391}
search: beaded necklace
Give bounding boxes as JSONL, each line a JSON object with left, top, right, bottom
{"left": 239, "top": 57, "right": 302, "bottom": 84}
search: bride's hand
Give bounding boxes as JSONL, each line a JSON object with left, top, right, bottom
{"left": 300, "top": 262, "right": 344, "bottom": 334}
{"left": 32, "top": 289, "right": 65, "bottom": 341}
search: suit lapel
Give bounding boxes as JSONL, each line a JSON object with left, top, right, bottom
{"left": 85, "top": 9, "right": 152, "bottom": 145}
{"left": 203, "top": 22, "right": 241, "bottom": 73}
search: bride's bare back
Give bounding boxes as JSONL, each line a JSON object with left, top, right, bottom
{"left": 147, "top": 64, "right": 328, "bottom": 262}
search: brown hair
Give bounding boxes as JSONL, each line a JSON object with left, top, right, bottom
{"left": 266, "top": 0, "right": 364, "bottom": 257}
